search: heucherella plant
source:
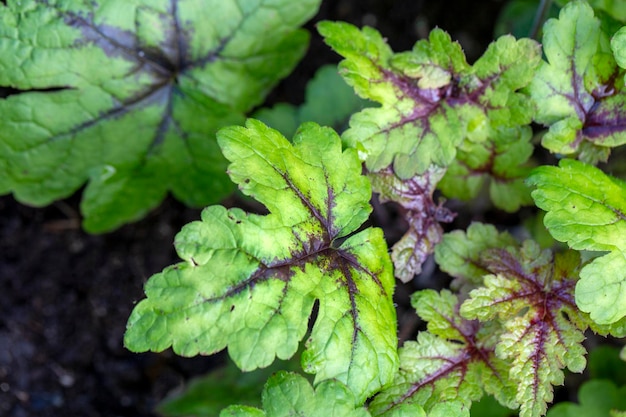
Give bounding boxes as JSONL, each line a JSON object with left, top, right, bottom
{"left": 60, "top": 0, "right": 626, "bottom": 415}
{"left": 0, "top": 0, "right": 321, "bottom": 232}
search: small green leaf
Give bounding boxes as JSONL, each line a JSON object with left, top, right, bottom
{"left": 527, "top": 158, "right": 626, "bottom": 324}
{"left": 219, "top": 372, "right": 371, "bottom": 417}
{"left": 318, "top": 21, "right": 540, "bottom": 179}
{"left": 0, "top": 0, "right": 321, "bottom": 232}
{"left": 530, "top": 0, "right": 626, "bottom": 163}
{"left": 545, "top": 379, "right": 626, "bottom": 417}
{"left": 588, "top": 345, "right": 626, "bottom": 386}
{"left": 255, "top": 65, "right": 371, "bottom": 138}
{"left": 439, "top": 126, "right": 534, "bottom": 212}
{"left": 125, "top": 120, "right": 398, "bottom": 403}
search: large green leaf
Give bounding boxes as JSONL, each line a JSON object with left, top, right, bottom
{"left": 0, "top": 0, "right": 320, "bottom": 232}
{"left": 124, "top": 120, "right": 398, "bottom": 403}
{"left": 528, "top": 158, "right": 626, "bottom": 325}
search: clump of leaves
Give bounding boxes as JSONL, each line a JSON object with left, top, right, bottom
{"left": 0, "top": 0, "right": 321, "bottom": 232}
{"left": 371, "top": 225, "right": 600, "bottom": 417}
{"left": 317, "top": 19, "right": 540, "bottom": 281}
{"left": 528, "top": 158, "right": 626, "bottom": 326}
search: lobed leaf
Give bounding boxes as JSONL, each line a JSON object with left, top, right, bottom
{"left": 369, "top": 290, "right": 516, "bottom": 416}
{"left": 219, "top": 372, "right": 371, "bottom": 417}
{"left": 0, "top": 0, "right": 321, "bottom": 232}
{"left": 124, "top": 120, "right": 398, "bottom": 403}
{"left": 370, "top": 166, "right": 454, "bottom": 282}
{"left": 461, "top": 242, "right": 588, "bottom": 417}
{"left": 438, "top": 126, "right": 535, "bottom": 212}
{"left": 530, "top": 0, "right": 626, "bottom": 164}
{"left": 318, "top": 21, "right": 541, "bottom": 179}
{"left": 527, "top": 158, "right": 626, "bottom": 324}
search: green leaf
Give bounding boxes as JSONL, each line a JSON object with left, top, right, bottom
{"left": 527, "top": 158, "right": 626, "bottom": 324}
{"left": 588, "top": 345, "right": 626, "bottom": 386}
{"left": 434, "top": 222, "right": 517, "bottom": 292}
{"left": 0, "top": 0, "right": 321, "bottom": 232}
{"left": 439, "top": 126, "right": 534, "bottom": 212}
{"left": 370, "top": 166, "right": 454, "bottom": 282}
{"left": 530, "top": 0, "right": 626, "bottom": 163}
{"left": 369, "top": 290, "right": 516, "bottom": 416}
{"left": 124, "top": 120, "right": 398, "bottom": 403}
{"left": 157, "top": 356, "right": 304, "bottom": 417}
{"left": 461, "top": 242, "right": 588, "bottom": 417}
{"left": 318, "top": 21, "right": 541, "bottom": 179}
{"left": 545, "top": 379, "right": 626, "bottom": 417}
{"left": 254, "top": 64, "right": 372, "bottom": 138}
{"left": 219, "top": 372, "right": 371, "bottom": 417}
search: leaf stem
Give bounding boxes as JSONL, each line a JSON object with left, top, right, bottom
{"left": 529, "top": 0, "right": 553, "bottom": 40}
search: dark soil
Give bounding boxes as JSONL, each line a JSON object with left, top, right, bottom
{"left": 0, "top": 1, "right": 506, "bottom": 416}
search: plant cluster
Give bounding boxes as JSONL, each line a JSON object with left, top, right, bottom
{"left": 3, "top": 0, "right": 626, "bottom": 416}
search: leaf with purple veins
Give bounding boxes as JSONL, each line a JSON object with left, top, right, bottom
{"left": 461, "top": 242, "right": 588, "bottom": 417}
{"left": 125, "top": 120, "right": 398, "bottom": 403}
{"left": 369, "top": 290, "right": 517, "bottom": 416}
{"left": 370, "top": 166, "right": 454, "bottom": 283}
{"left": 530, "top": 0, "right": 626, "bottom": 164}
{"left": 318, "top": 22, "right": 540, "bottom": 179}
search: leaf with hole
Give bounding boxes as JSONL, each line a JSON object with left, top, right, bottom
{"left": 124, "top": 120, "right": 398, "bottom": 403}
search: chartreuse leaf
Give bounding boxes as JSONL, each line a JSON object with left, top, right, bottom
{"left": 370, "top": 166, "right": 454, "bottom": 282}
{"left": 369, "top": 290, "right": 516, "bottom": 416}
{"left": 530, "top": 0, "right": 626, "bottom": 163}
{"left": 317, "top": 21, "right": 540, "bottom": 179}
{"left": 124, "top": 120, "right": 398, "bottom": 403}
{"left": 461, "top": 242, "right": 588, "bottom": 417}
{"left": 438, "top": 126, "right": 535, "bottom": 212}
{"left": 527, "top": 158, "right": 626, "bottom": 325}
{"left": 546, "top": 379, "right": 626, "bottom": 417}
{"left": 434, "top": 222, "right": 517, "bottom": 292}
{"left": 0, "top": 0, "right": 321, "bottom": 232}
{"left": 254, "top": 64, "right": 371, "bottom": 138}
{"left": 219, "top": 372, "right": 371, "bottom": 417}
